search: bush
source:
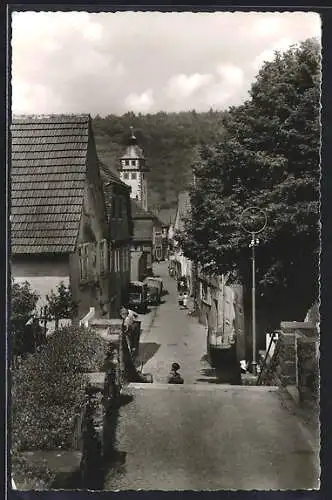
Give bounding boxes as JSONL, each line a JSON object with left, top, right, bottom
{"left": 45, "top": 325, "right": 109, "bottom": 373}
{"left": 12, "top": 450, "right": 56, "bottom": 490}
{"left": 12, "top": 325, "right": 109, "bottom": 451}
{"left": 11, "top": 281, "right": 39, "bottom": 356}
{"left": 46, "top": 282, "right": 78, "bottom": 323}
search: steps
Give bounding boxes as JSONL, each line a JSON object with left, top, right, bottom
{"left": 128, "top": 382, "right": 279, "bottom": 391}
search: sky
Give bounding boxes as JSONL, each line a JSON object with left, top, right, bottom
{"left": 11, "top": 11, "right": 321, "bottom": 116}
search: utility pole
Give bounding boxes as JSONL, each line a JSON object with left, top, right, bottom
{"left": 249, "top": 233, "right": 259, "bottom": 375}
{"left": 240, "top": 207, "right": 267, "bottom": 376}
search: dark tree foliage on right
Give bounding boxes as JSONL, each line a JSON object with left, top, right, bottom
{"left": 177, "top": 38, "right": 321, "bottom": 328}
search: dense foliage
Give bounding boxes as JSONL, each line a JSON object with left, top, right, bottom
{"left": 11, "top": 281, "right": 39, "bottom": 356}
{"left": 12, "top": 325, "right": 108, "bottom": 451}
{"left": 11, "top": 452, "right": 56, "bottom": 490}
{"left": 178, "top": 38, "right": 321, "bottom": 328}
{"left": 92, "top": 109, "right": 227, "bottom": 210}
{"left": 46, "top": 282, "right": 78, "bottom": 323}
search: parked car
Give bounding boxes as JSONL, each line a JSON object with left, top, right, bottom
{"left": 144, "top": 277, "right": 164, "bottom": 305}
{"left": 127, "top": 281, "right": 148, "bottom": 313}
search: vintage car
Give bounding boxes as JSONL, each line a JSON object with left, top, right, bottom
{"left": 127, "top": 281, "right": 148, "bottom": 313}
{"left": 144, "top": 276, "right": 164, "bottom": 305}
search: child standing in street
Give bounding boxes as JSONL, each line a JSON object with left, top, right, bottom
{"left": 167, "top": 362, "right": 184, "bottom": 384}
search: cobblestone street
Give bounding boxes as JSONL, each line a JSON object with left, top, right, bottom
{"left": 137, "top": 262, "right": 209, "bottom": 384}
{"left": 103, "top": 262, "right": 320, "bottom": 491}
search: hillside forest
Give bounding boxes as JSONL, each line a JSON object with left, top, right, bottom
{"left": 92, "top": 110, "right": 227, "bottom": 213}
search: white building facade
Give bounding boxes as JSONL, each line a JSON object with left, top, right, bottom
{"left": 118, "top": 126, "right": 149, "bottom": 211}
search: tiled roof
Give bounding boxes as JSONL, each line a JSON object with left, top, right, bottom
{"left": 132, "top": 219, "right": 153, "bottom": 242}
{"left": 121, "top": 144, "right": 145, "bottom": 159}
{"left": 130, "top": 200, "right": 155, "bottom": 220}
{"left": 175, "top": 191, "right": 191, "bottom": 232}
{"left": 130, "top": 200, "right": 153, "bottom": 242}
{"left": 99, "top": 160, "right": 130, "bottom": 189}
{"left": 99, "top": 161, "right": 130, "bottom": 222}
{"left": 155, "top": 208, "right": 177, "bottom": 226}
{"left": 11, "top": 114, "right": 90, "bottom": 255}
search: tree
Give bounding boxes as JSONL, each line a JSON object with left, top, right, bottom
{"left": 11, "top": 281, "right": 39, "bottom": 356}
{"left": 178, "top": 38, "right": 321, "bottom": 331}
{"left": 46, "top": 282, "right": 78, "bottom": 329}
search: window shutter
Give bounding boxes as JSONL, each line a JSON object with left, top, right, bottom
{"left": 96, "top": 240, "right": 101, "bottom": 274}
{"left": 88, "top": 243, "right": 93, "bottom": 280}
{"left": 103, "top": 239, "right": 108, "bottom": 273}
{"left": 79, "top": 245, "right": 84, "bottom": 281}
{"left": 109, "top": 244, "right": 113, "bottom": 272}
{"left": 83, "top": 243, "right": 89, "bottom": 280}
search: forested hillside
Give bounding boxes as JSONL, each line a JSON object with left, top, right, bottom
{"left": 92, "top": 110, "right": 226, "bottom": 211}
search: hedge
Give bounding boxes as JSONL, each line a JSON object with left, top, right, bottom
{"left": 11, "top": 449, "right": 56, "bottom": 490}
{"left": 12, "top": 325, "right": 109, "bottom": 452}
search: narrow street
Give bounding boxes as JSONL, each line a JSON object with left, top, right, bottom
{"left": 137, "top": 262, "right": 211, "bottom": 384}
{"left": 103, "top": 262, "right": 319, "bottom": 490}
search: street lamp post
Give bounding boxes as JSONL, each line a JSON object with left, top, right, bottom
{"left": 240, "top": 207, "right": 267, "bottom": 376}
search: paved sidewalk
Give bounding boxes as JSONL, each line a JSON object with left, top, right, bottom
{"left": 105, "top": 384, "right": 320, "bottom": 490}
{"left": 137, "top": 265, "right": 207, "bottom": 384}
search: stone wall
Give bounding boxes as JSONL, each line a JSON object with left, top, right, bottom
{"left": 79, "top": 319, "right": 123, "bottom": 486}
{"left": 296, "top": 335, "right": 319, "bottom": 404}
{"left": 15, "top": 316, "right": 148, "bottom": 489}
{"left": 260, "top": 322, "right": 319, "bottom": 399}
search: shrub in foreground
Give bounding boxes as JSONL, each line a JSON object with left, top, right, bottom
{"left": 12, "top": 325, "right": 109, "bottom": 451}
{"left": 12, "top": 449, "right": 56, "bottom": 490}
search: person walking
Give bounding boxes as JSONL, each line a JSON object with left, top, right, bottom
{"left": 120, "top": 306, "right": 141, "bottom": 358}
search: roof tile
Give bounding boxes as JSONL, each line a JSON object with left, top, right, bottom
{"left": 11, "top": 114, "right": 90, "bottom": 255}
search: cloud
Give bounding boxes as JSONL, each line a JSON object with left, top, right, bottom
{"left": 11, "top": 11, "right": 321, "bottom": 115}
{"left": 125, "top": 89, "right": 154, "bottom": 113}
{"left": 216, "top": 64, "right": 244, "bottom": 88}
{"left": 166, "top": 73, "right": 214, "bottom": 100}
{"left": 253, "top": 15, "right": 283, "bottom": 39}
{"left": 12, "top": 81, "right": 62, "bottom": 114}
{"left": 252, "top": 37, "right": 297, "bottom": 71}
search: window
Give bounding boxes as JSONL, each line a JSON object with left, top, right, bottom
{"left": 113, "top": 248, "right": 120, "bottom": 273}
{"left": 123, "top": 172, "right": 129, "bottom": 180}
{"left": 131, "top": 172, "right": 137, "bottom": 180}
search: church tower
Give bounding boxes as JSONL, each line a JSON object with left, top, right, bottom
{"left": 118, "top": 127, "right": 149, "bottom": 211}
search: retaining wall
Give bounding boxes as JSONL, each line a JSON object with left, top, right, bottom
{"left": 261, "top": 321, "right": 319, "bottom": 405}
